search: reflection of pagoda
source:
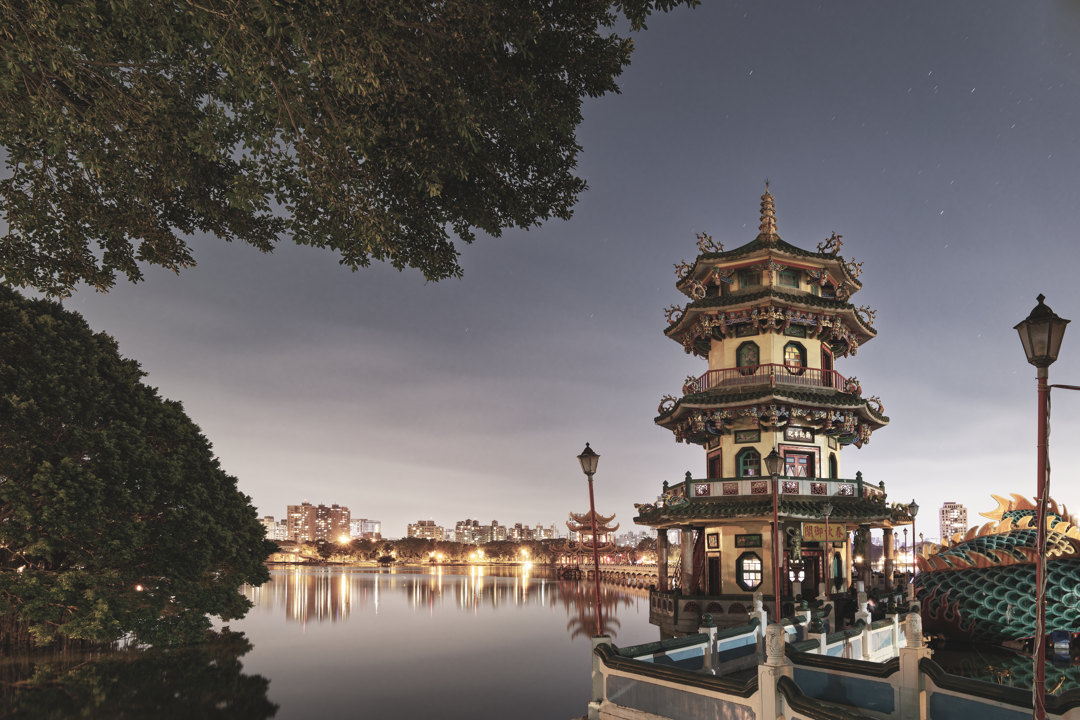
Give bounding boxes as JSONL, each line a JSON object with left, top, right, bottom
{"left": 635, "top": 185, "right": 913, "bottom": 633}
{"left": 564, "top": 510, "right": 619, "bottom": 562}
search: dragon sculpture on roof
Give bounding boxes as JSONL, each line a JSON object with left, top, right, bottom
{"left": 915, "top": 494, "right": 1080, "bottom": 642}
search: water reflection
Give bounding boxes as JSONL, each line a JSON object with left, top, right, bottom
{"left": 0, "top": 630, "right": 276, "bottom": 719}
{"left": 245, "top": 565, "right": 644, "bottom": 640}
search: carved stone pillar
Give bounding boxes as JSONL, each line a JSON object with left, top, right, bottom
{"left": 855, "top": 524, "right": 872, "bottom": 588}
{"left": 883, "top": 529, "right": 895, "bottom": 591}
{"left": 680, "top": 528, "right": 694, "bottom": 592}
{"left": 657, "top": 530, "right": 669, "bottom": 590}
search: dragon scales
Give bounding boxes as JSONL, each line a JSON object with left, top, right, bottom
{"left": 915, "top": 494, "right": 1080, "bottom": 642}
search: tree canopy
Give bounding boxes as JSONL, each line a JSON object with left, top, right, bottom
{"left": 1, "top": 0, "right": 695, "bottom": 296}
{"left": 0, "top": 286, "right": 273, "bottom": 647}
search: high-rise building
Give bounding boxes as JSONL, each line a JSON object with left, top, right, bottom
{"left": 287, "top": 503, "right": 317, "bottom": 542}
{"left": 939, "top": 502, "right": 968, "bottom": 544}
{"left": 349, "top": 518, "right": 382, "bottom": 539}
{"left": 287, "top": 502, "right": 351, "bottom": 542}
{"left": 455, "top": 519, "right": 481, "bottom": 544}
{"left": 261, "top": 516, "right": 289, "bottom": 541}
{"left": 407, "top": 520, "right": 445, "bottom": 540}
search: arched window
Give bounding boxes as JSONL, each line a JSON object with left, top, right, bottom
{"left": 736, "top": 552, "right": 763, "bottom": 591}
{"left": 829, "top": 453, "right": 838, "bottom": 479}
{"left": 783, "top": 342, "right": 806, "bottom": 375}
{"left": 736, "top": 448, "right": 761, "bottom": 477}
{"left": 737, "top": 341, "right": 760, "bottom": 376}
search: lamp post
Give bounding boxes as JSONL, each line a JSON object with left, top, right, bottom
{"left": 765, "top": 449, "right": 782, "bottom": 621}
{"left": 577, "top": 443, "right": 605, "bottom": 637}
{"left": 822, "top": 502, "right": 834, "bottom": 595}
{"left": 1015, "top": 294, "right": 1070, "bottom": 720}
{"left": 908, "top": 501, "right": 919, "bottom": 576}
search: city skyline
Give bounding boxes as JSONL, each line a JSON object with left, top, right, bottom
{"left": 58, "top": 2, "right": 1080, "bottom": 536}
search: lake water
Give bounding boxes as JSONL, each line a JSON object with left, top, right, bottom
{"left": 234, "top": 565, "right": 656, "bottom": 719}
{"left": 1, "top": 565, "right": 656, "bottom": 719}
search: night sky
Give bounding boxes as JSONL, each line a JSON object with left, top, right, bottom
{"left": 60, "top": 1, "right": 1080, "bottom": 540}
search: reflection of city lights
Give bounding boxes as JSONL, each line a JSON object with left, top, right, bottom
{"left": 244, "top": 566, "right": 650, "bottom": 638}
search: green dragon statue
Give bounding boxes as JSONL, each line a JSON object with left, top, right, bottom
{"left": 915, "top": 494, "right": 1080, "bottom": 642}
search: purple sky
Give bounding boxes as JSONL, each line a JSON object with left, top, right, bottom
{"left": 59, "top": 1, "right": 1080, "bottom": 539}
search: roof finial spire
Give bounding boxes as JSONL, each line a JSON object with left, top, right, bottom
{"left": 757, "top": 180, "right": 779, "bottom": 242}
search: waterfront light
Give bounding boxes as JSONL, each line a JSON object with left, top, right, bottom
{"left": 577, "top": 442, "right": 606, "bottom": 636}
{"left": 1015, "top": 294, "right": 1070, "bottom": 720}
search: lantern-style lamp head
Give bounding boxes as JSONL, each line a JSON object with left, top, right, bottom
{"left": 822, "top": 502, "right": 833, "bottom": 519}
{"left": 908, "top": 500, "right": 919, "bottom": 518}
{"left": 1015, "top": 294, "right": 1070, "bottom": 368}
{"left": 764, "top": 449, "right": 781, "bottom": 477}
{"left": 578, "top": 443, "right": 599, "bottom": 478}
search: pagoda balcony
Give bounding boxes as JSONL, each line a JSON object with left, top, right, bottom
{"left": 662, "top": 473, "right": 886, "bottom": 504}
{"left": 682, "top": 364, "right": 851, "bottom": 395}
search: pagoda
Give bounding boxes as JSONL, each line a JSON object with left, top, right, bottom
{"left": 635, "top": 184, "right": 914, "bottom": 632}
{"left": 563, "top": 510, "right": 619, "bottom": 564}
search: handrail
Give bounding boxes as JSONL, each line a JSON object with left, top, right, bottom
{"left": 786, "top": 642, "right": 901, "bottom": 678}
{"left": 776, "top": 676, "right": 879, "bottom": 720}
{"left": 595, "top": 643, "right": 759, "bottom": 697}
{"left": 683, "top": 363, "right": 852, "bottom": 394}
{"left": 616, "top": 633, "right": 710, "bottom": 658}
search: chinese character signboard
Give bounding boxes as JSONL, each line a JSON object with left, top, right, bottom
{"left": 735, "top": 534, "right": 763, "bottom": 548}
{"left": 784, "top": 426, "right": 814, "bottom": 443}
{"left": 801, "top": 522, "right": 847, "bottom": 542}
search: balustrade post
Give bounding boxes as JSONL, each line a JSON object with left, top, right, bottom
{"left": 589, "top": 635, "right": 612, "bottom": 720}
{"left": 759, "top": 624, "right": 793, "bottom": 720}
{"left": 898, "top": 614, "right": 930, "bottom": 720}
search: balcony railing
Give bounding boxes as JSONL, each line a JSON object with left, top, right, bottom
{"left": 683, "top": 364, "right": 850, "bottom": 395}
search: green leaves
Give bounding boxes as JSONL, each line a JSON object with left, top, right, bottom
{"left": 1, "top": 0, "right": 695, "bottom": 296}
{"left": 0, "top": 287, "right": 271, "bottom": 647}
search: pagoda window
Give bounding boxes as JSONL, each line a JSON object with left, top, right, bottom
{"left": 810, "top": 284, "right": 820, "bottom": 297}
{"left": 736, "top": 341, "right": 760, "bottom": 375}
{"left": 779, "top": 269, "right": 799, "bottom": 288}
{"left": 821, "top": 284, "right": 836, "bottom": 299}
{"left": 785, "top": 453, "right": 814, "bottom": 478}
{"left": 829, "top": 453, "right": 838, "bottom": 479}
{"left": 739, "top": 270, "right": 762, "bottom": 289}
{"left": 736, "top": 448, "right": 761, "bottom": 477}
{"left": 783, "top": 342, "right": 806, "bottom": 374}
{"left": 735, "top": 552, "right": 763, "bottom": 591}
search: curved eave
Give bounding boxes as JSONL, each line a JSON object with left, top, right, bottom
{"left": 675, "top": 238, "right": 864, "bottom": 296}
{"left": 635, "top": 496, "right": 893, "bottom": 527}
{"left": 654, "top": 386, "right": 890, "bottom": 427}
{"left": 664, "top": 289, "right": 877, "bottom": 343}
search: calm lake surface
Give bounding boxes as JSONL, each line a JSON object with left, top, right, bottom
{"left": 234, "top": 565, "right": 657, "bottom": 719}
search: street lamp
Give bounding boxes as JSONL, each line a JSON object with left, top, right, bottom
{"left": 822, "top": 502, "right": 834, "bottom": 594}
{"left": 1015, "top": 294, "right": 1070, "bottom": 720}
{"left": 908, "top": 501, "right": 919, "bottom": 578}
{"left": 903, "top": 528, "right": 909, "bottom": 573}
{"left": 578, "top": 443, "right": 605, "bottom": 636}
{"left": 764, "top": 448, "right": 783, "bottom": 620}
